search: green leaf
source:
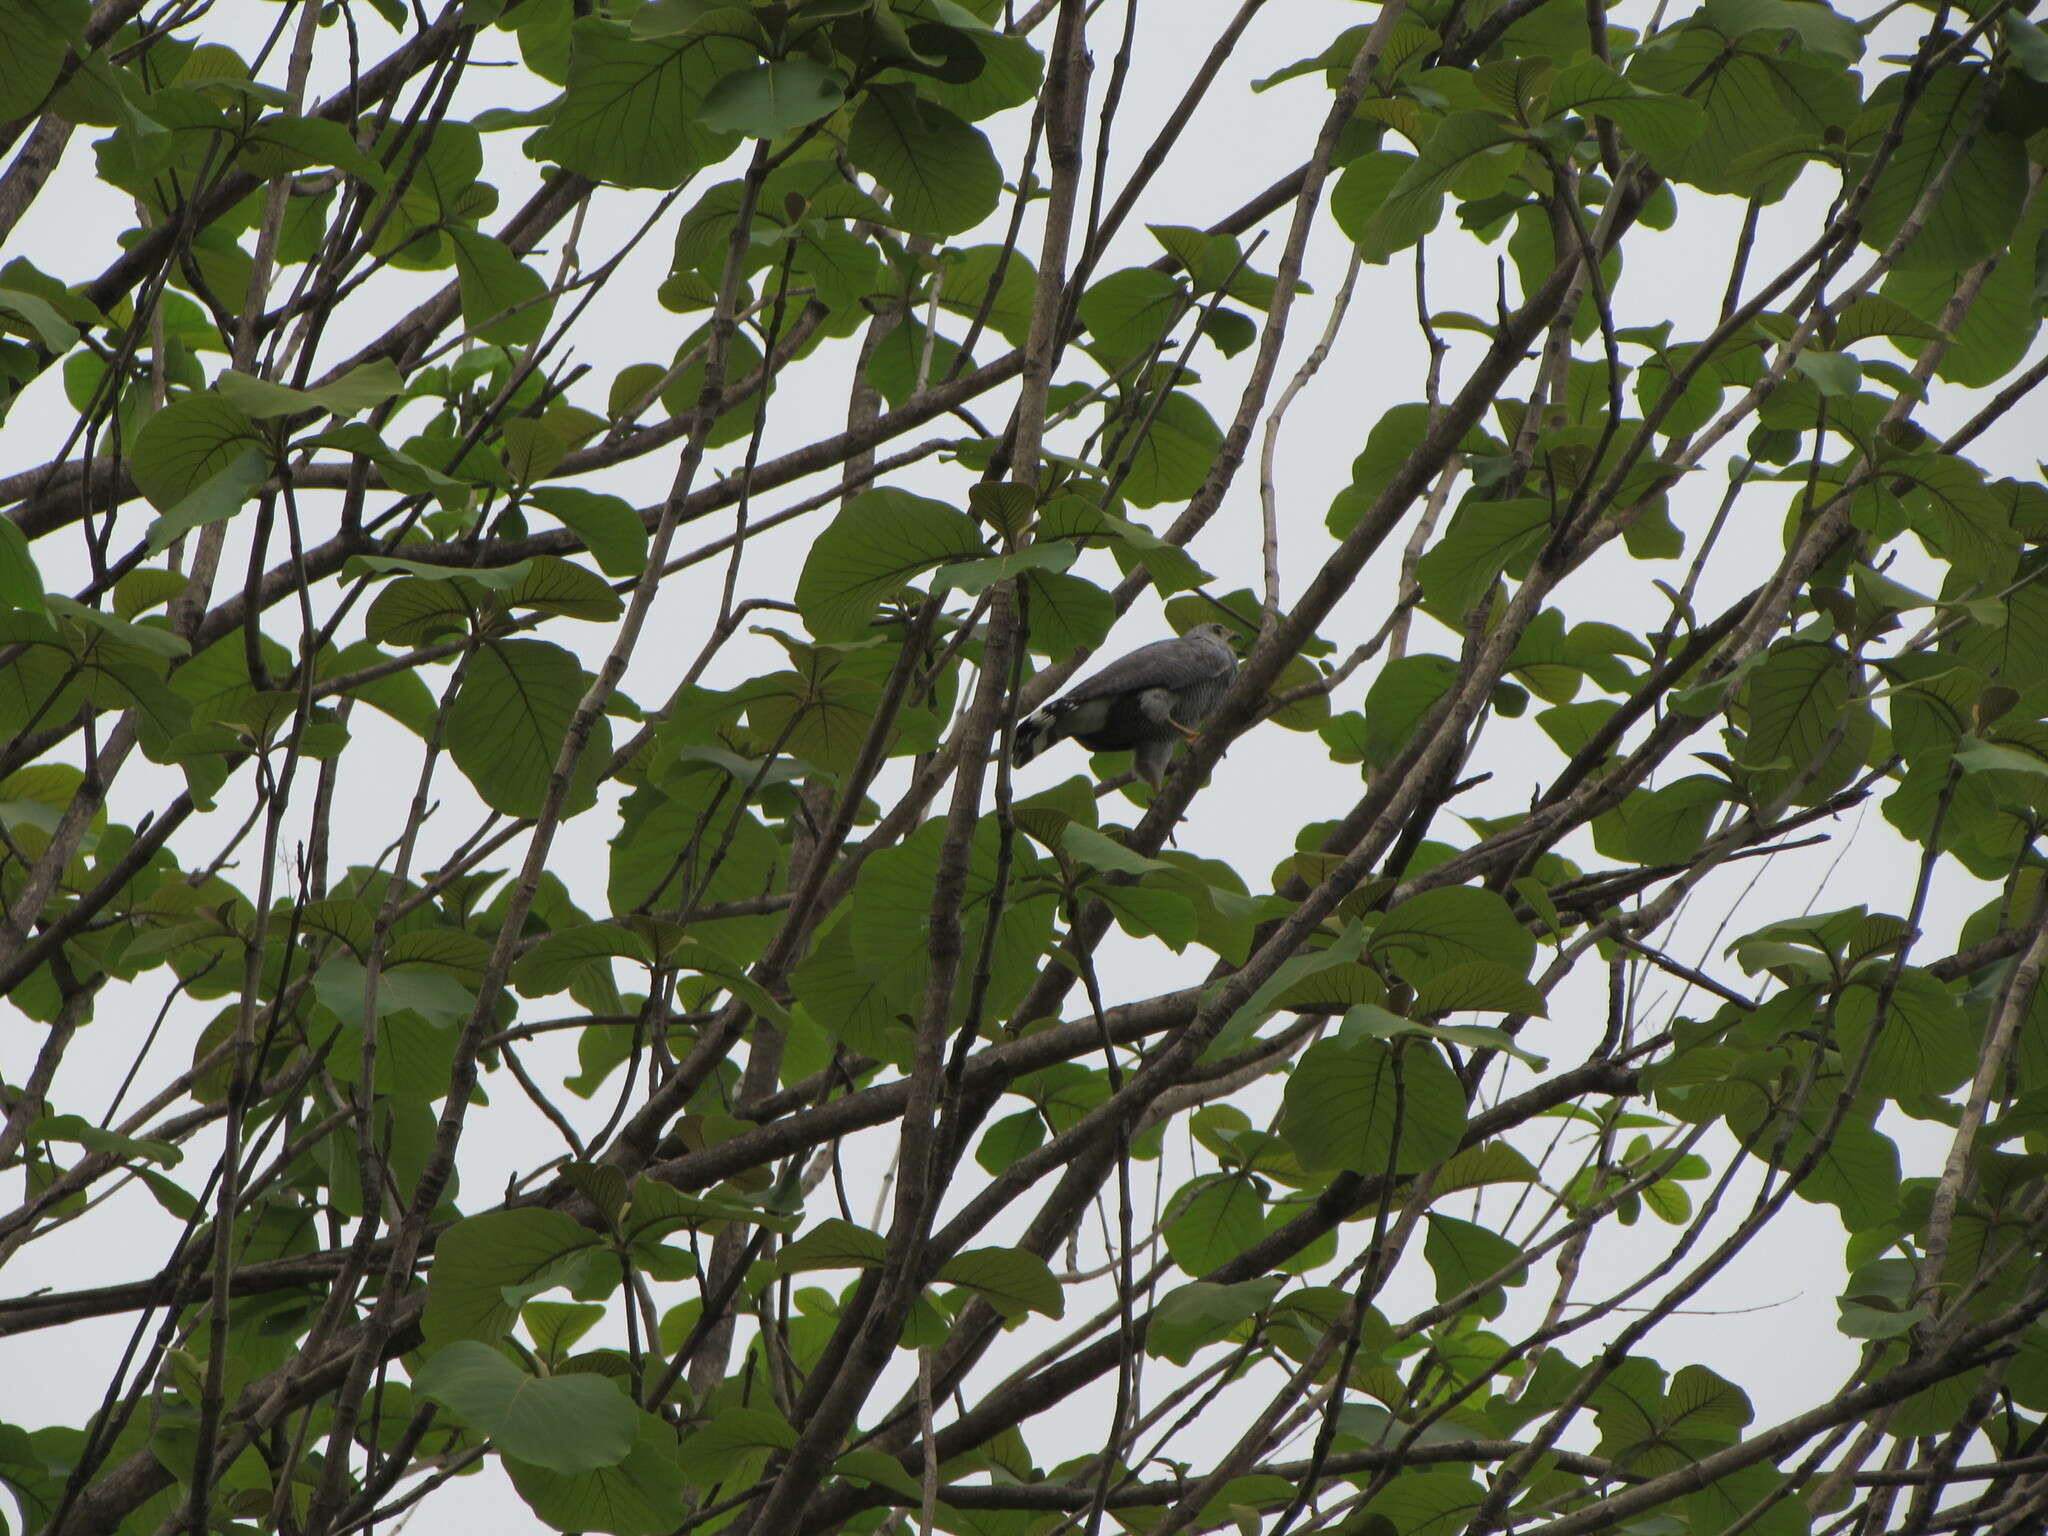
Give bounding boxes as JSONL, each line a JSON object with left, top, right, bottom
{"left": 1097, "top": 882, "right": 1198, "bottom": 949}
{"left": 1417, "top": 497, "right": 1549, "bottom": 618}
{"left": 1704, "top": 0, "right": 1861, "bottom": 58}
{"left": 790, "top": 220, "right": 882, "bottom": 315}
{"left": 130, "top": 390, "right": 266, "bottom": 512}
{"left": 423, "top": 1209, "right": 604, "bottom": 1344}
{"left": 524, "top": 1299, "right": 608, "bottom": 1364}
{"left": 237, "top": 112, "right": 392, "bottom": 185}
{"left": 839, "top": 815, "right": 1053, "bottom": 1034}
{"left": 674, "top": 940, "right": 795, "bottom": 1033}
{"left": 1269, "top": 959, "right": 1384, "bottom": 1015}
{"left": 699, "top": 58, "right": 846, "bottom": 137}
{"left": 1427, "top": 1142, "right": 1540, "bottom": 1202}
{"left": 1116, "top": 390, "right": 1222, "bottom": 509}
{"left": 969, "top": 481, "right": 1035, "bottom": 539}
{"left": 937, "top": 1245, "right": 1065, "bottom": 1320}
{"left": 311, "top": 358, "right": 407, "bottom": 415}
{"left": 777, "top": 1217, "right": 888, "bottom": 1275}
{"left": 915, "top": 23, "right": 1043, "bottom": 122}
{"left": 144, "top": 445, "right": 269, "bottom": 556}
{"left": 1546, "top": 56, "right": 1703, "bottom": 160}
{"left": 1254, "top": 22, "right": 1384, "bottom": 91}
{"left": 2009, "top": 15, "right": 2048, "bottom": 83}
{"left": 975, "top": 1109, "right": 1045, "bottom": 1174}
{"left": 796, "top": 487, "right": 983, "bottom": 640}
{"left": 448, "top": 639, "right": 606, "bottom": 819}
{"left": 513, "top": 921, "right": 654, "bottom": 997}
{"left": 1329, "top": 151, "right": 1414, "bottom": 249}
{"left": 1626, "top": 22, "right": 1858, "bottom": 199}
{"left": 216, "top": 359, "right": 403, "bottom": 419}
{"left": 505, "top": 1410, "right": 688, "bottom": 1536}
{"left": 1855, "top": 68, "right": 2027, "bottom": 273}
{"left": 451, "top": 229, "right": 555, "bottom": 347}
{"left": 1737, "top": 640, "right": 1858, "bottom": 809}
{"left": 1592, "top": 774, "right": 1728, "bottom": 865}
{"left": 674, "top": 1405, "right": 796, "bottom": 1480}
{"left": 937, "top": 244, "right": 1039, "bottom": 346}
{"left": 1060, "top": 822, "right": 1174, "bottom": 877}
{"left": 1281, "top": 1035, "right": 1467, "bottom": 1173}
{"left": 524, "top": 16, "right": 749, "bottom": 187}
{"left": 1832, "top": 294, "right": 1941, "bottom": 347}
{"left": 1146, "top": 1276, "right": 1285, "bottom": 1364}
{"left": 1795, "top": 349, "right": 1861, "bottom": 397}
{"left": 1835, "top": 968, "right": 1975, "bottom": 1097}
{"left": 1205, "top": 924, "right": 1367, "bottom": 1060}
{"left": 1361, "top": 653, "right": 1457, "bottom": 771}
{"left": 847, "top": 84, "right": 1002, "bottom": 238}
{"left": 0, "top": 0, "right": 85, "bottom": 123}
{"left": 1424, "top": 1213, "right": 1526, "bottom": 1311}
{"left": 1079, "top": 267, "right": 1184, "bottom": 359}
{"left": 529, "top": 487, "right": 649, "bottom": 577}
{"left": 1020, "top": 569, "right": 1114, "bottom": 658}
{"left": 833, "top": 1448, "right": 922, "bottom": 1501}
{"left": 25, "top": 1113, "right": 181, "bottom": 1168}
{"left": 0, "top": 286, "right": 75, "bottom": 351}
{"left": 1335, "top": 403, "right": 1497, "bottom": 535}
{"left": 304, "top": 422, "right": 469, "bottom": 508}
{"left": 1346, "top": 1002, "right": 1551, "bottom": 1068}
{"left": 313, "top": 954, "right": 473, "bottom": 1032}
{"left": 622, "top": 1175, "right": 797, "bottom": 1250}
{"left": 503, "top": 556, "right": 623, "bottom": 623}
{"left": 1056, "top": 504, "right": 1210, "bottom": 595}
{"left": 413, "top": 1340, "right": 638, "bottom": 1473}
{"left": 363, "top": 575, "right": 472, "bottom": 645}
{"left": 791, "top": 921, "right": 914, "bottom": 1064}
{"left": 1358, "top": 113, "right": 1514, "bottom": 262}
{"left": 0, "top": 513, "right": 46, "bottom": 612}
{"left": 1686, "top": 1463, "right": 1809, "bottom": 1536}
{"left": 1884, "top": 205, "right": 2047, "bottom": 388}
{"left": 1361, "top": 1471, "right": 1489, "bottom": 1534}
{"left": 610, "top": 767, "right": 785, "bottom": 918}
{"left": 929, "top": 540, "right": 1076, "bottom": 595}
{"left": 1411, "top": 962, "right": 1548, "bottom": 1018}
{"left": 1421, "top": 1020, "right": 1548, "bottom": 1068}
{"left": 1164, "top": 1174, "right": 1267, "bottom": 1276}
{"left": 356, "top": 561, "right": 528, "bottom": 593}
{"left": 1889, "top": 456, "right": 2022, "bottom": 583}
{"left": 1148, "top": 222, "right": 1252, "bottom": 292}
{"left": 1370, "top": 886, "right": 1535, "bottom": 986}
{"left": 1954, "top": 734, "right": 2048, "bottom": 779}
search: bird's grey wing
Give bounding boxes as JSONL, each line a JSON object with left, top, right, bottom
{"left": 1060, "top": 635, "right": 1234, "bottom": 705}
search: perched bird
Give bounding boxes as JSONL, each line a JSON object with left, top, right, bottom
{"left": 1012, "top": 622, "right": 1240, "bottom": 787}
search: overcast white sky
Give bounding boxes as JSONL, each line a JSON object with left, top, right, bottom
{"left": 4, "top": 0, "right": 2040, "bottom": 1528}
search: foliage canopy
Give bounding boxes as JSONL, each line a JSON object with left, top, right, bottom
{"left": 4, "top": 0, "right": 2048, "bottom": 1533}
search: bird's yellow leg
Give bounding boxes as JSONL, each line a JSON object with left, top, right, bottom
{"left": 1167, "top": 717, "right": 1202, "bottom": 741}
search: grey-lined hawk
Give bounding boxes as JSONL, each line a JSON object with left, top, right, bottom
{"left": 1012, "top": 622, "right": 1239, "bottom": 787}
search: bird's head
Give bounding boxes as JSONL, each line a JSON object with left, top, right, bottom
{"left": 1186, "top": 621, "right": 1242, "bottom": 653}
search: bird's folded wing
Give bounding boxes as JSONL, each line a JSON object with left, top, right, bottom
{"left": 1061, "top": 635, "right": 1233, "bottom": 703}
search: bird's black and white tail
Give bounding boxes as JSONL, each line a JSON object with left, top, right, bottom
{"left": 1012, "top": 702, "right": 1073, "bottom": 766}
